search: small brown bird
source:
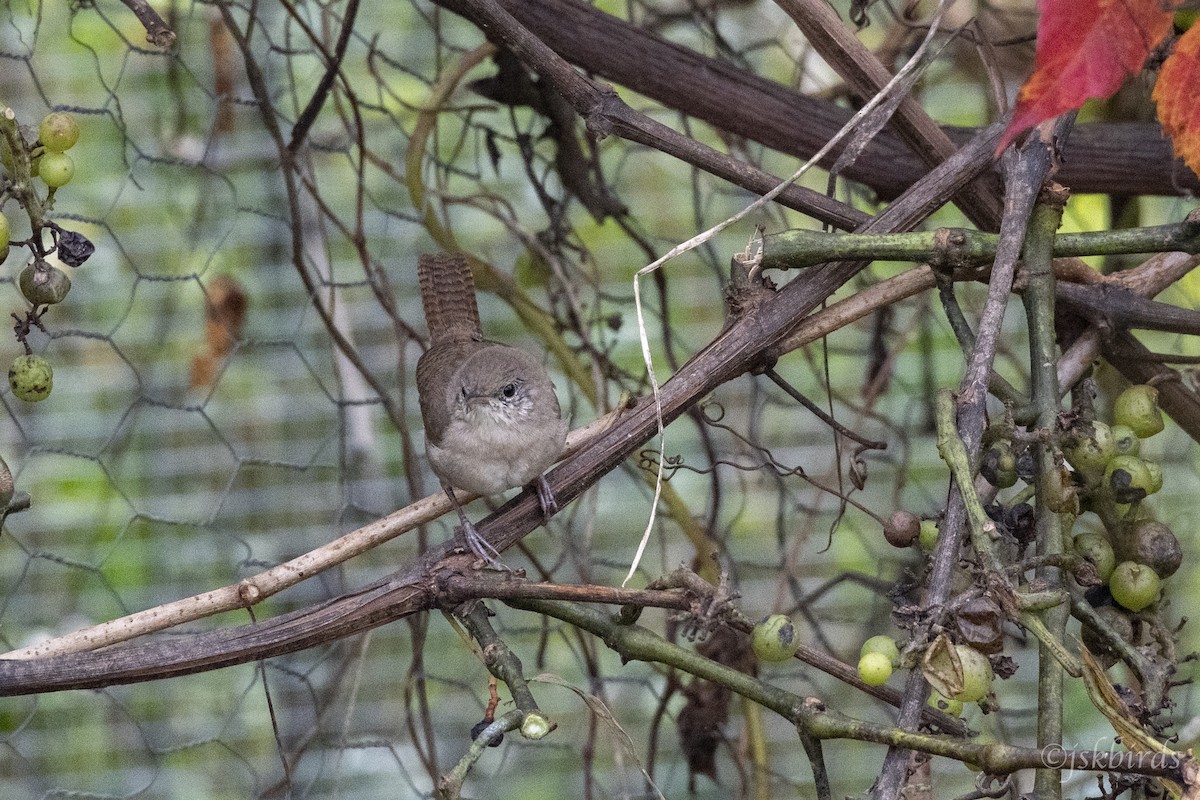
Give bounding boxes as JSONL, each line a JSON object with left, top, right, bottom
{"left": 415, "top": 253, "right": 567, "bottom": 565}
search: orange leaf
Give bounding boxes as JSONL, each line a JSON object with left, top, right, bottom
{"left": 1152, "top": 24, "right": 1200, "bottom": 179}
{"left": 996, "top": 0, "right": 1174, "bottom": 152}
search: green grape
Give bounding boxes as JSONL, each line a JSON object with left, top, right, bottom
{"left": 751, "top": 614, "right": 800, "bottom": 662}
{"left": 1105, "top": 455, "right": 1159, "bottom": 504}
{"left": 981, "top": 440, "right": 1018, "bottom": 488}
{"left": 39, "top": 112, "right": 80, "bottom": 152}
{"left": 8, "top": 354, "right": 53, "bottom": 402}
{"left": 919, "top": 519, "right": 939, "bottom": 551}
{"left": 1110, "top": 424, "right": 1140, "bottom": 456}
{"left": 1063, "top": 420, "right": 1114, "bottom": 477}
{"left": 1109, "top": 561, "right": 1160, "bottom": 612}
{"left": 38, "top": 151, "right": 74, "bottom": 188}
{"left": 1073, "top": 531, "right": 1116, "bottom": 583}
{"left": 0, "top": 210, "right": 8, "bottom": 251}
{"left": 858, "top": 652, "right": 893, "bottom": 686}
{"left": 927, "top": 690, "right": 963, "bottom": 716}
{"left": 1113, "top": 385, "right": 1164, "bottom": 438}
{"left": 860, "top": 635, "right": 901, "bottom": 667}
{"left": 1143, "top": 460, "right": 1163, "bottom": 495}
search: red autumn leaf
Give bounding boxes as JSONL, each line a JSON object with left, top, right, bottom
{"left": 1152, "top": 24, "right": 1200, "bottom": 178}
{"left": 996, "top": 0, "right": 1174, "bottom": 152}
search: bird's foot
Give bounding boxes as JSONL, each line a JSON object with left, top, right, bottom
{"left": 458, "top": 519, "right": 512, "bottom": 571}
{"left": 533, "top": 474, "right": 559, "bottom": 522}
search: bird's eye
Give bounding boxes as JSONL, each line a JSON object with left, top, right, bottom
{"left": 501, "top": 382, "right": 518, "bottom": 399}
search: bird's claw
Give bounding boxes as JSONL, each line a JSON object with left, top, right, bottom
{"left": 534, "top": 474, "right": 559, "bottom": 521}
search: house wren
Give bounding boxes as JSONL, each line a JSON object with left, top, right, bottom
{"left": 416, "top": 252, "right": 567, "bottom": 565}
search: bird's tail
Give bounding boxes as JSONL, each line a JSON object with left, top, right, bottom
{"left": 418, "top": 253, "right": 483, "bottom": 344}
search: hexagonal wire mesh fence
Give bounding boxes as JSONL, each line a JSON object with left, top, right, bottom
{"left": 1, "top": 1, "right": 1199, "bottom": 799}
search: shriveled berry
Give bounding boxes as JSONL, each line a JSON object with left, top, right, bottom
{"left": 955, "top": 595, "right": 1004, "bottom": 655}
{"left": 18, "top": 261, "right": 71, "bottom": 306}
{"left": 1128, "top": 520, "right": 1182, "bottom": 578}
{"left": 952, "top": 645, "right": 993, "bottom": 703}
{"left": 884, "top": 510, "right": 920, "bottom": 547}
{"left": 1081, "top": 605, "right": 1134, "bottom": 670}
{"left": 55, "top": 229, "right": 94, "bottom": 267}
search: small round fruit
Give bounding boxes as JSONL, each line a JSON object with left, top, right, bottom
{"left": 858, "top": 652, "right": 893, "bottom": 686}
{"left": 38, "top": 111, "right": 80, "bottom": 152}
{"left": 884, "top": 510, "right": 920, "bottom": 548}
{"left": 0, "top": 210, "right": 8, "bottom": 250}
{"left": 861, "top": 635, "right": 901, "bottom": 667}
{"left": 953, "top": 645, "right": 993, "bottom": 703}
{"left": 18, "top": 262, "right": 71, "bottom": 306}
{"left": 1143, "top": 460, "right": 1163, "bottom": 495}
{"left": 1063, "top": 420, "right": 1115, "bottom": 477}
{"left": 751, "top": 614, "right": 800, "bottom": 662}
{"left": 1073, "top": 532, "right": 1116, "bottom": 583}
{"left": 1104, "top": 455, "right": 1157, "bottom": 504}
{"left": 8, "top": 354, "right": 53, "bottom": 402}
{"left": 981, "top": 440, "right": 1018, "bottom": 488}
{"left": 919, "top": 519, "right": 939, "bottom": 551}
{"left": 927, "top": 690, "right": 963, "bottom": 716}
{"left": 1110, "top": 424, "right": 1140, "bottom": 456}
{"left": 37, "top": 151, "right": 74, "bottom": 188}
{"left": 1109, "top": 561, "right": 1160, "bottom": 612}
{"left": 1129, "top": 520, "right": 1182, "bottom": 578}
{"left": 1114, "top": 385, "right": 1164, "bottom": 438}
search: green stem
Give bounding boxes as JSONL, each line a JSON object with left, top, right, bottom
{"left": 763, "top": 217, "right": 1200, "bottom": 271}
{"left": 1022, "top": 195, "right": 1068, "bottom": 800}
{"left": 504, "top": 596, "right": 1184, "bottom": 783}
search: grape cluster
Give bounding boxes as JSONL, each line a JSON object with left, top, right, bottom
{"left": 870, "top": 382, "right": 1177, "bottom": 711}
{"left": 1, "top": 108, "right": 93, "bottom": 403}
{"left": 1062, "top": 384, "right": 1175, "bottom": 614}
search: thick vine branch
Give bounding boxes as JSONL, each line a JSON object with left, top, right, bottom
{"left": 434, "top": 0, "right": 1199, "bottom": 199}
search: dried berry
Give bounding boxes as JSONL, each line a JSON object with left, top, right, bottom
{"left": 1127, "top": 520, "right": 1182, "bottom": 579}
{"left": 18, "top": 261, "right": 71, "bottom": 306}
{"left": 56, "top": 229, "right": 95, "bottom": 267}
{"left": 884, "top": 510, "right": 920, "bottom": 548}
